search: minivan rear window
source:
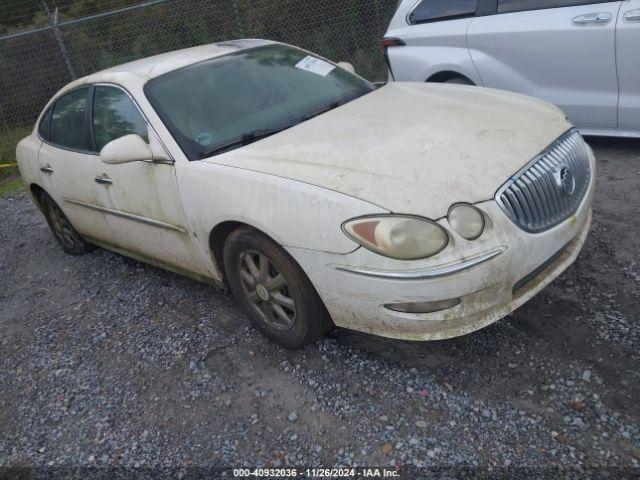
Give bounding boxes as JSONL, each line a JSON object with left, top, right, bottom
{"left": 409, "top": 0, "right": 478, "bottom": 24}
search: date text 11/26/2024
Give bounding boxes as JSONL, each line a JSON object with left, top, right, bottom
{"left": 233, "top": 468, "right": 401, "bottom": 478}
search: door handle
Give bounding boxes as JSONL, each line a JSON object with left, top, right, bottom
{"left": 572, "top": 12, "right": 612, "bottom": 25}
{"left": 40, "top": 164, "right": 54, "bottom": 175}
{"left": 624, "top": 9, "right": 640, "bottom": 22}
{"left": 94, "top": 174, "right": 113, "bottom": 185}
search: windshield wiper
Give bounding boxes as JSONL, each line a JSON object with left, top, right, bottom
{"left": 198, "top": 101, "right": 348, "bottom": 159}
{"left": 300, "top": 100, "right": 344, "bottom": 122}
{"left": 198, "top": 125, "right": 294, "bottom": 159}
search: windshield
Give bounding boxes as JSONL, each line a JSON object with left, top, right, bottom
{"left": 144, "top": 44, "right": 375, "bottom": 160}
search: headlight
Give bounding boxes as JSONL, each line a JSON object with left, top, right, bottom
{"left": 448, "top": 204, "right": 485, "bottom": 240}
{"left": 342, "top": 215, "right": 449, "bottom": 260}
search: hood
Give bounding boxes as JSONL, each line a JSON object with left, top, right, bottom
{"left": 205, "top": 82, "right": 572, "bottom": 218}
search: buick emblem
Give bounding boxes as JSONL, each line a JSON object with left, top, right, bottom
{"left": 558, "top": 166, "right": 576, "bottom": 196}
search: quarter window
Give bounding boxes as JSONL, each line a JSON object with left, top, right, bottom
{"left": 92, "top": 86, "right": 148, "bottom": 151}
{"left": 50, "top": 88, "right": 90, "bottom": 151}
{"left": 498, "top": 0, "right": 602, "bottom": 14}
{"left": 409, "top": 0, "right": 478, "bottom": 24}
{"left": 38, "top": 107, "right": 52, "bottom": 141}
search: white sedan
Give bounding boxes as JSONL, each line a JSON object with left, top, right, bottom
{"left": 17, "top": 39, "right": 595, "bottom": 348}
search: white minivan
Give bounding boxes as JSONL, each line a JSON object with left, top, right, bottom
{"left": 383, "top": 0, "right": 640, "bottom": 138}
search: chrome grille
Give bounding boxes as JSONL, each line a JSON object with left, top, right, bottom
{"left": 496, "top": 129, "right": 591, "bottom": 233}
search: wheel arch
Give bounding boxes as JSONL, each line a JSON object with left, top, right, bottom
{"left": 208, "top": 220, "right": 284, "bottom": 283}
{"left": 213, "top": 219, "right": 335, "bottom": 341}
{"left": 427, "top": 70, "right": 475, "bottom": 84}
{"left": 29, "top": 183, "right": 47, "bottom": 211}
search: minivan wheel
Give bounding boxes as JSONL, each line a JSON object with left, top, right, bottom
{"left": 40, "top": 192, "right": 94, "bottom": 255}
{"left": 223, "top": 227, "right": 332, "bottom": 349}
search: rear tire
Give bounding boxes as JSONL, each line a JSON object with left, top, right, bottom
{"left": 40, "top": 191, "right": 94, "bottom": 255}
{"left": 223, "top": 227, "right": 332, "bottom": 349}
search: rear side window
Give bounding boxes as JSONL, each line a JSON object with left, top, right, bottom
{"left": 498, "top": 0, "right": 602, "bottom": 13}
{"left": 50, "top": 87, "right": 90, "bottom": 151}
{"left": 38, "top": 107, "right": 52, "bottom": 141}
{"left": 92, "top": 86, "right": 148, "bottom": 151}
{"left": 409, "top": 0, "right": 478, "bottom": 24}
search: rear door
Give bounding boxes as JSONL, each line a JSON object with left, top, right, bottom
{"left": 468, "top": 0, "right": 622, "bottom": 129}
{"left": 616, "top": 0, "right": 640, "bottom": 132}
{"left": 37, "top": 87, "right": 113, "bottom": 242}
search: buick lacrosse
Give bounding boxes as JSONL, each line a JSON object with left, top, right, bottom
{"left": 17, "top": 40, "right": 595, "bottom": 348}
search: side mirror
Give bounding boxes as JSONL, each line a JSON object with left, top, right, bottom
{"left": 100, "top": 134, "right": 153, "bottom": 165}
{"left": 337, "top": 61, "right": 356, "bottom": 74}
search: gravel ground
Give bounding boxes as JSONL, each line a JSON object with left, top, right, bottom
{"left": 1, "top": 137, "right": 639, "bottom": 478}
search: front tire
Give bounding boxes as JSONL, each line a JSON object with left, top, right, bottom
{"left": 40, "top": 191, "right": 94, "bottom": 255}
{"left": 223, "top": 227, "right": 331, "bottom": 349}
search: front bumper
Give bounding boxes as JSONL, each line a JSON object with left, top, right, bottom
{"left": 287, "top": 154, "right": 595, "bottom": 341}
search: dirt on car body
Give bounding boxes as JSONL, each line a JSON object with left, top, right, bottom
{"left": 0, "top": 138, "right": 639, "bottom": 474}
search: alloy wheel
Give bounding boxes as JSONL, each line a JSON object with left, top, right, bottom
{"left": 237, "top": 250, "right": 296, "bottom": 331}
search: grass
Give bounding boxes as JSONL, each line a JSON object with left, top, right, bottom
{"left": 0, "top": 126, "right": 30, "bottom": 182}
{"left": 0, "top": 175, "right": 24, "bottom": 197}
{"left": 0, "top": 126, "right": 31, "bottom": 165}
{"left": 0, "top": 164, "right": 19, "bottom": 179}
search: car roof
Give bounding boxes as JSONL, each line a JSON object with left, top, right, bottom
{"left": 105, "top": 39, "right": 275, "bottom": 79}
{"left": 64, "top": 39, "right": 276, "bottom": 90}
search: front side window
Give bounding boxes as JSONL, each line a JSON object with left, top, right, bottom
{"left": 50, "top": 87, "right": 90, "bottom": 151}
{"left": 409, "top": 0, "right": 478, "bottom": 24}
{"left": 498, "top": 0, "right": 601, "bottom": 13}
{"left": 145, "top": 45, "right": 374, "bottom": 160}
{"left": 93, "top": 86, "right": 148, "bottom": 151}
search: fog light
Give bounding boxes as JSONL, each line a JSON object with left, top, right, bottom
{"left": 448, "top": 203, "right": 485, "bottom": 240}
{"left": 385, "top": 298, "right": 460, "bottom": 314}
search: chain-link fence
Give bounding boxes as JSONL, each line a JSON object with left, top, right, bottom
{"left": 0, "top": 0, "right": 398, "bottom": 164}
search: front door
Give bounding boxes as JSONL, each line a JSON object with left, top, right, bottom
{"left": 89, "top": 84, "right": 204, "bottom": 275}
{"left": 468, "top": 1, "right": 622, "bottom": 129}
{"left": 616, "top": 0, "right": 640, "bottom": 132}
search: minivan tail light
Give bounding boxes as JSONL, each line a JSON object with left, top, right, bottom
{"left": 380, "top": 38, "right": 405, "bottom": 81}
{"left": 380, "top": 37, "right": 406, "bottom": 56}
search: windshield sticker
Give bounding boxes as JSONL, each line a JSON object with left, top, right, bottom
{"left": 295, "top": 56, "right": 336, "bottom": 77}
{"left": 195, "top": 132, "right": 215, "bottom": 146}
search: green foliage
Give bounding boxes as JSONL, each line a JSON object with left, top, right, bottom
{"left": 0, "top": 10, "right": 49, "bottom": 36}
{"left": 0, "top": 127, "right": 31, "bottom": 165}
{"left": 0, "top": 176, "right": 24, "bottom": 197}
{"left": 1, "top": 0, "right": 398, "bottom": 138}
